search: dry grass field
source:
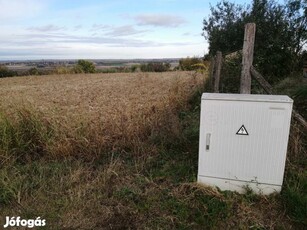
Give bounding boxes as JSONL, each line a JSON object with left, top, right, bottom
{"left": 0, "top": 72, "right": 200, "bottom": 121}
{"left": 0, "top": 71, "right": 205, "bottom": 160}
{"left": 0, "top": 71, "right": 305, "bottom": 229}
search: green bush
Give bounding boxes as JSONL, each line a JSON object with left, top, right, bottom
{"left": 203, "top": 0, "right": 307, "bottom": 84}
{"left": 292, "top": 86, "right": 307, "bottom": 100}
{"left": 75, "top": 60, "right": 96, "bottom": 73}
{"left": 140, "top": 62, "right": 170, "bottom": 72}
{"left": 220, "top": 55, "right": 242, "bottom": 93}
{"left": 274, "top": 75, "right": 307, "bottom": 118}
{"left": 0, "top": 65, "right": 17, "bottom": 78}
{"left": 28, "top": 67, "right": 40, "bottom": 76}
{"left": 179, "top": 57, "right": 204, "bottom": 71}
{"left": 130, "top": 65, "right": 139, "bottom": 72}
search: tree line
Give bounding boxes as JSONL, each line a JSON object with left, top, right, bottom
{"left": 0, "top": 60, "right": 97, "bottom": 78}
{"left": 0, "top": 58, "right": 210, "bottom": 78}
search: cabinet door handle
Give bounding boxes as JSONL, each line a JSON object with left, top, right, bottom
{"left": 206, "top": 133, "right": 211, "bottom": 151}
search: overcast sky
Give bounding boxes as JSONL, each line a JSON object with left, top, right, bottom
{"left": 0, "top": 0, "right": 247, "bottom": 60}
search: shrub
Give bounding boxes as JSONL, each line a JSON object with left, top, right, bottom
{"left": 179, "top": 57, "right": 204, "bottom": 71}
{"left": 28, "top": 67, "right": 40, "bottom": 76}
{"left": 140, "top": 62, "right": 170, "bottom": 72}
{"left": 130, "top": 65, "right": 139, "bottom": 72}
{"left": 292, "top": 86, "right": 307, "bottom": 100}
{"left": 0, "top": 65, "right": 17, "bottom": 78}
{"left": 219, "top": 55, "right": 241, "bottom": 93}
{"left": 75, "top": 60, "right": 96, "bottom": 73}
{"left": 55, "top": 66, "right": 74, "bottom": 75}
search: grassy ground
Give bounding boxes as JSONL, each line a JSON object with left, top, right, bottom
{"left": 0, "top": 72, "right": 306, "bottom": 229}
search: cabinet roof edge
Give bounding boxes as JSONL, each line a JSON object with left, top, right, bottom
{"left": 201, "top": 93, "right": 293, "bottom": 103}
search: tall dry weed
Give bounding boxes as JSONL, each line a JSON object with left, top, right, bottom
{"left": 0, "top": 107, "right": 54, "bottom": 164}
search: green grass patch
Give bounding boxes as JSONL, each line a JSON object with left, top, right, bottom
{"left": 282, "top": 167, "right": 307, "bottom": 225}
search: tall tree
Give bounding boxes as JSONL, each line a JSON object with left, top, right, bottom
{"left": 202, "top": 1, "right": 246, "bottom": 55}
{"left": 285, "top": 0, "right": 307, "bottom": 55}
{"left": 203, "top": 0, "right": 307, "bottom": 83}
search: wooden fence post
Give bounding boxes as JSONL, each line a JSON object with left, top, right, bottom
{"left": 209, "top": 57, "right": 215, "bottom": 90}
{"left": 214, "top": 51, "right": 222, "bottom": 93}
{"left": 240, "top": 23, "right": 256, "bottom": 94}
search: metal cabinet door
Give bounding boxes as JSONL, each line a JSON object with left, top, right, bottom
{"left": 198, "top": 99, "right": 291, "bottom": 186}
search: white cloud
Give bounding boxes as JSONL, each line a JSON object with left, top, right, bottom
{"left": 91, "top": 24, "right": 148, "bottom": 37}
{"left": 135, "top": 14, "right": 187, "bottom": 27}
{"left": 91, "top": 24, "right": 110, "bottom": 31}
{"left": 0, "top": 43, "right": 205, "bottom": 60}
{"left": 74, "top": 25, "right": 82, "bottom": 31}
{"left": 1, "top": 32, "right": 156, "bottom": 48}
{"left": 104, "top": 25, "right": 147, "bottom": 37}
{"left": 28, "top": 24, "right": 66, "bottom": 32}
{"left": 0, "top": 1, "right": 204, "bottom": 59}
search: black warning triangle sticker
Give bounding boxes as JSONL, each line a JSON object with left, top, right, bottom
{"left": 236, "top": 125, "right": 249, "bottom": 135}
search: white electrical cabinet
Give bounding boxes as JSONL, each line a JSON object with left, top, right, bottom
{"left": 198, "top": 93, "right": 293, "bottom": 194}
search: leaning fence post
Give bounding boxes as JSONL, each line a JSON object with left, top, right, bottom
{"left": 213, "top": 51, "right": 222, "bottom": 93}
{"left": 250, "top": 66, "right": 307, "bottom": 129}
{"left": 240, "top": 23, "right": 256, "bottom": 94}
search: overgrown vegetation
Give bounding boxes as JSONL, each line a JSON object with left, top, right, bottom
{"left": 0, "top": 71, "right": 305, "bottom": 228}
{"left": 203, "top": 2, "right": 307, "bottom": 225}
{"left": 140, "top": 62, "right": 171, "bottom": 72}
{"left": 211, "top": 54, "right": 307, "bottom": 229}
{"left": 179, "top": 56, "right": 208, "bottom": 71}
{"left": 0, "top": 65, "right": 17, "bottom": 78}
{"left": 203, "top": 0, "right": 307, "bottom": 84}
{"left": 74, "top": 59, "right": 96, "bottom": 73}
{"left": 0, "top": 108, "right": 53, "bottom": 164}
{"left": 0, "top": 1, "right": 305, "bottom": 228}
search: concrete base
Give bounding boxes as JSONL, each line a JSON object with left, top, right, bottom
{"left": 198, "top": 175, "right": 281, "bottom": 195}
